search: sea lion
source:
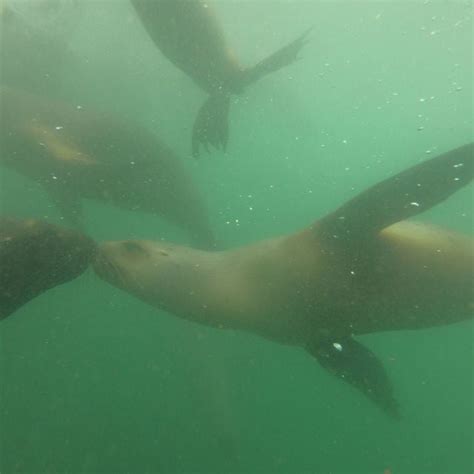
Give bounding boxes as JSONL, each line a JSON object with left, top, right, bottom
{"left": 0, "top": 85, "right": 215, "bottom": 248}
{"left": 0, "top": 0, "right": 81, "bottom": 97}
{"left": 0, "top": 216, "right": 96, "bottom": 319}
{"left": 130, "top": 0, "right": 310, "bottom": 157}
{"left": 93, "top": 143, "right": 474, "bottom": 417}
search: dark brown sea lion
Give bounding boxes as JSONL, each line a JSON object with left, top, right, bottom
{"left": 130, "top": 0, "right": 310, "bottom": 157}
{"left": 0, "top": 85, "right": 215, "bottom": 248}
{"left": 94, "top": 143, "right": 474, "bottom": 417}
{"left": 0, "top": 217, "right": 96, "bottom": 319}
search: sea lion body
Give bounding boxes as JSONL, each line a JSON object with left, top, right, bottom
{"left": 131, "top": 0, "right": 241, "bottom": 95}
{"left": 131, "top": 0, "right": 310, "bottom": 156}
{"left": 0, "top": 86, "right": 215, "bottom": 248}
{"left": 0, "top": 217, "right": 96, "bottom": 319}
{"left": 94, "top": 143, "right": 474, "bottom": 417}
{"left": 95, "top": 221, "right": 473, "bottom": 345}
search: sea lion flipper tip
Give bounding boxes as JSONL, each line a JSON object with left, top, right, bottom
{"left": 241, "top": 26, "right": 312, "bottom": 87}
{"left": 192, "top": 94, "right": 230, "bottom": 158}
{"left": 307, "top": 336, "right": 400, "bottom": 419}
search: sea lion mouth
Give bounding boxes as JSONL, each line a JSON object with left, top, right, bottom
{"left": 93, "top": 246, "right": 127, "bottom": 287}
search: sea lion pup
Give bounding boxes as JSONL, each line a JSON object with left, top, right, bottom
{"left": 94, "top": 143, "right": 474, "bottom": 417}
{"left": 0, "top": 85, "right": 215, "bottom": 249}
{"left": 130, "top": 0, "right": 310, "bottom": 157}
{"left": 0, "top": 217, "right": 96, "bottom": 319}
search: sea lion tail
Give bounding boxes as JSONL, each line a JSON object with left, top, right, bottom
{"left": 192, "top": 92, "right": 231, "bottom": 158}
{"left": 239, "top": 27, "right": 312, "bottom": 88}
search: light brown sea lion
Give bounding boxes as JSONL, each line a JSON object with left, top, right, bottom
{"left": 0, "top": 85, "right": 215, "bottom": 248}
{"left": 130, "top": 0, "right": 310, "bottom": 157}
{"left": 93, "top": 143, "right": 474, "bottom": 417}
{"left": 0, "top": 216, "right": 96, "bottom": 319}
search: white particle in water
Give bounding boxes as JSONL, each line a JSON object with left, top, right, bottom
{"left": 410, "top": 202, "right": 420, "bottom": 207}
{"left": 333, "top": 343, "right": 343, "bottom": 351}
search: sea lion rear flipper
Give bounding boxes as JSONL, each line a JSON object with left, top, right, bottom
{"left": 192, "top": 93, "right": 230, "bottom": 158}
{"left": 240, "top": 27, "right": 312, "bottom": 88}
{"left": 315, "top": 142, "right": 474, "bottom": 241}
{"left": 307, "top": 336, "right": 400, "bottom": 419}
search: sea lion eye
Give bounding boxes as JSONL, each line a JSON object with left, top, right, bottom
{"left": 122, "top": 241, "right": 146, "bottom": 255}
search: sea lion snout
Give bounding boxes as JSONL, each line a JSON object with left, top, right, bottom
{"left": 0, "top": 217, "right": 97, "bottom": 319}
{"left": 93, "top": 242, "right": 124, "bottom": 285}
{"left": 93, "top": 240, "right": 159, "bottom": 286}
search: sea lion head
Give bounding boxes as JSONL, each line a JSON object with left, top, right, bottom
{"left": 93, "top": 240, "right": 211, "bottom": 312}
{"left": 0, "top": 217, "right": 97, "bottom": 318}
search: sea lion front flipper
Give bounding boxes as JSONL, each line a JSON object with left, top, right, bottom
{"left": 307, "top": 336, "right": 400, "bottom": 419}
{"left": 315, "top": 142, "right": 474, "bottom": 242}
{"left": 240, "top": 27, "right": 312, "bottom": 88}
{"left": 192, "top": 92, "right": 231, "bottom": 158}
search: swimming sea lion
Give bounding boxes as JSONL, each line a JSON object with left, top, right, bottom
{"left": 131, "top": 0, "right": 310, "bottom": 157}
{"left": 0, "top": 86, "right": 215, "bottom": 248}
{"left": 0, "top": 217, "right": 96, "bottom": 319}
{"left": 94, "top": 143, "right": 474, "bottom": 417}
{"left": 0, "top": 0, "right": 81, "bottom": 97}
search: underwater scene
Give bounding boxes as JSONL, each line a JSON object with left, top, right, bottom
{"left": 0, "top": 1, "right": 472, "bottom": 473}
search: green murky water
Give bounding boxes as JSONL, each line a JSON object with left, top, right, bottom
{"left": 1, "top": 1, "right": 472, "bottom": 473}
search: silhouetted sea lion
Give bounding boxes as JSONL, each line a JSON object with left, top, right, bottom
{"left": 94, "top": 143, "right": 474, "bottom": 417}
{"left": 131, "top": 0, "right": 310, "bottom": 157}
{"left": 0, "top": 0, "right": 81, "bottom": 97}
{"left": 0, "top": 217, "right": 96, "bottom": 319}
{"left": 0, "top": 86, "right": 215, "bottom": 248}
